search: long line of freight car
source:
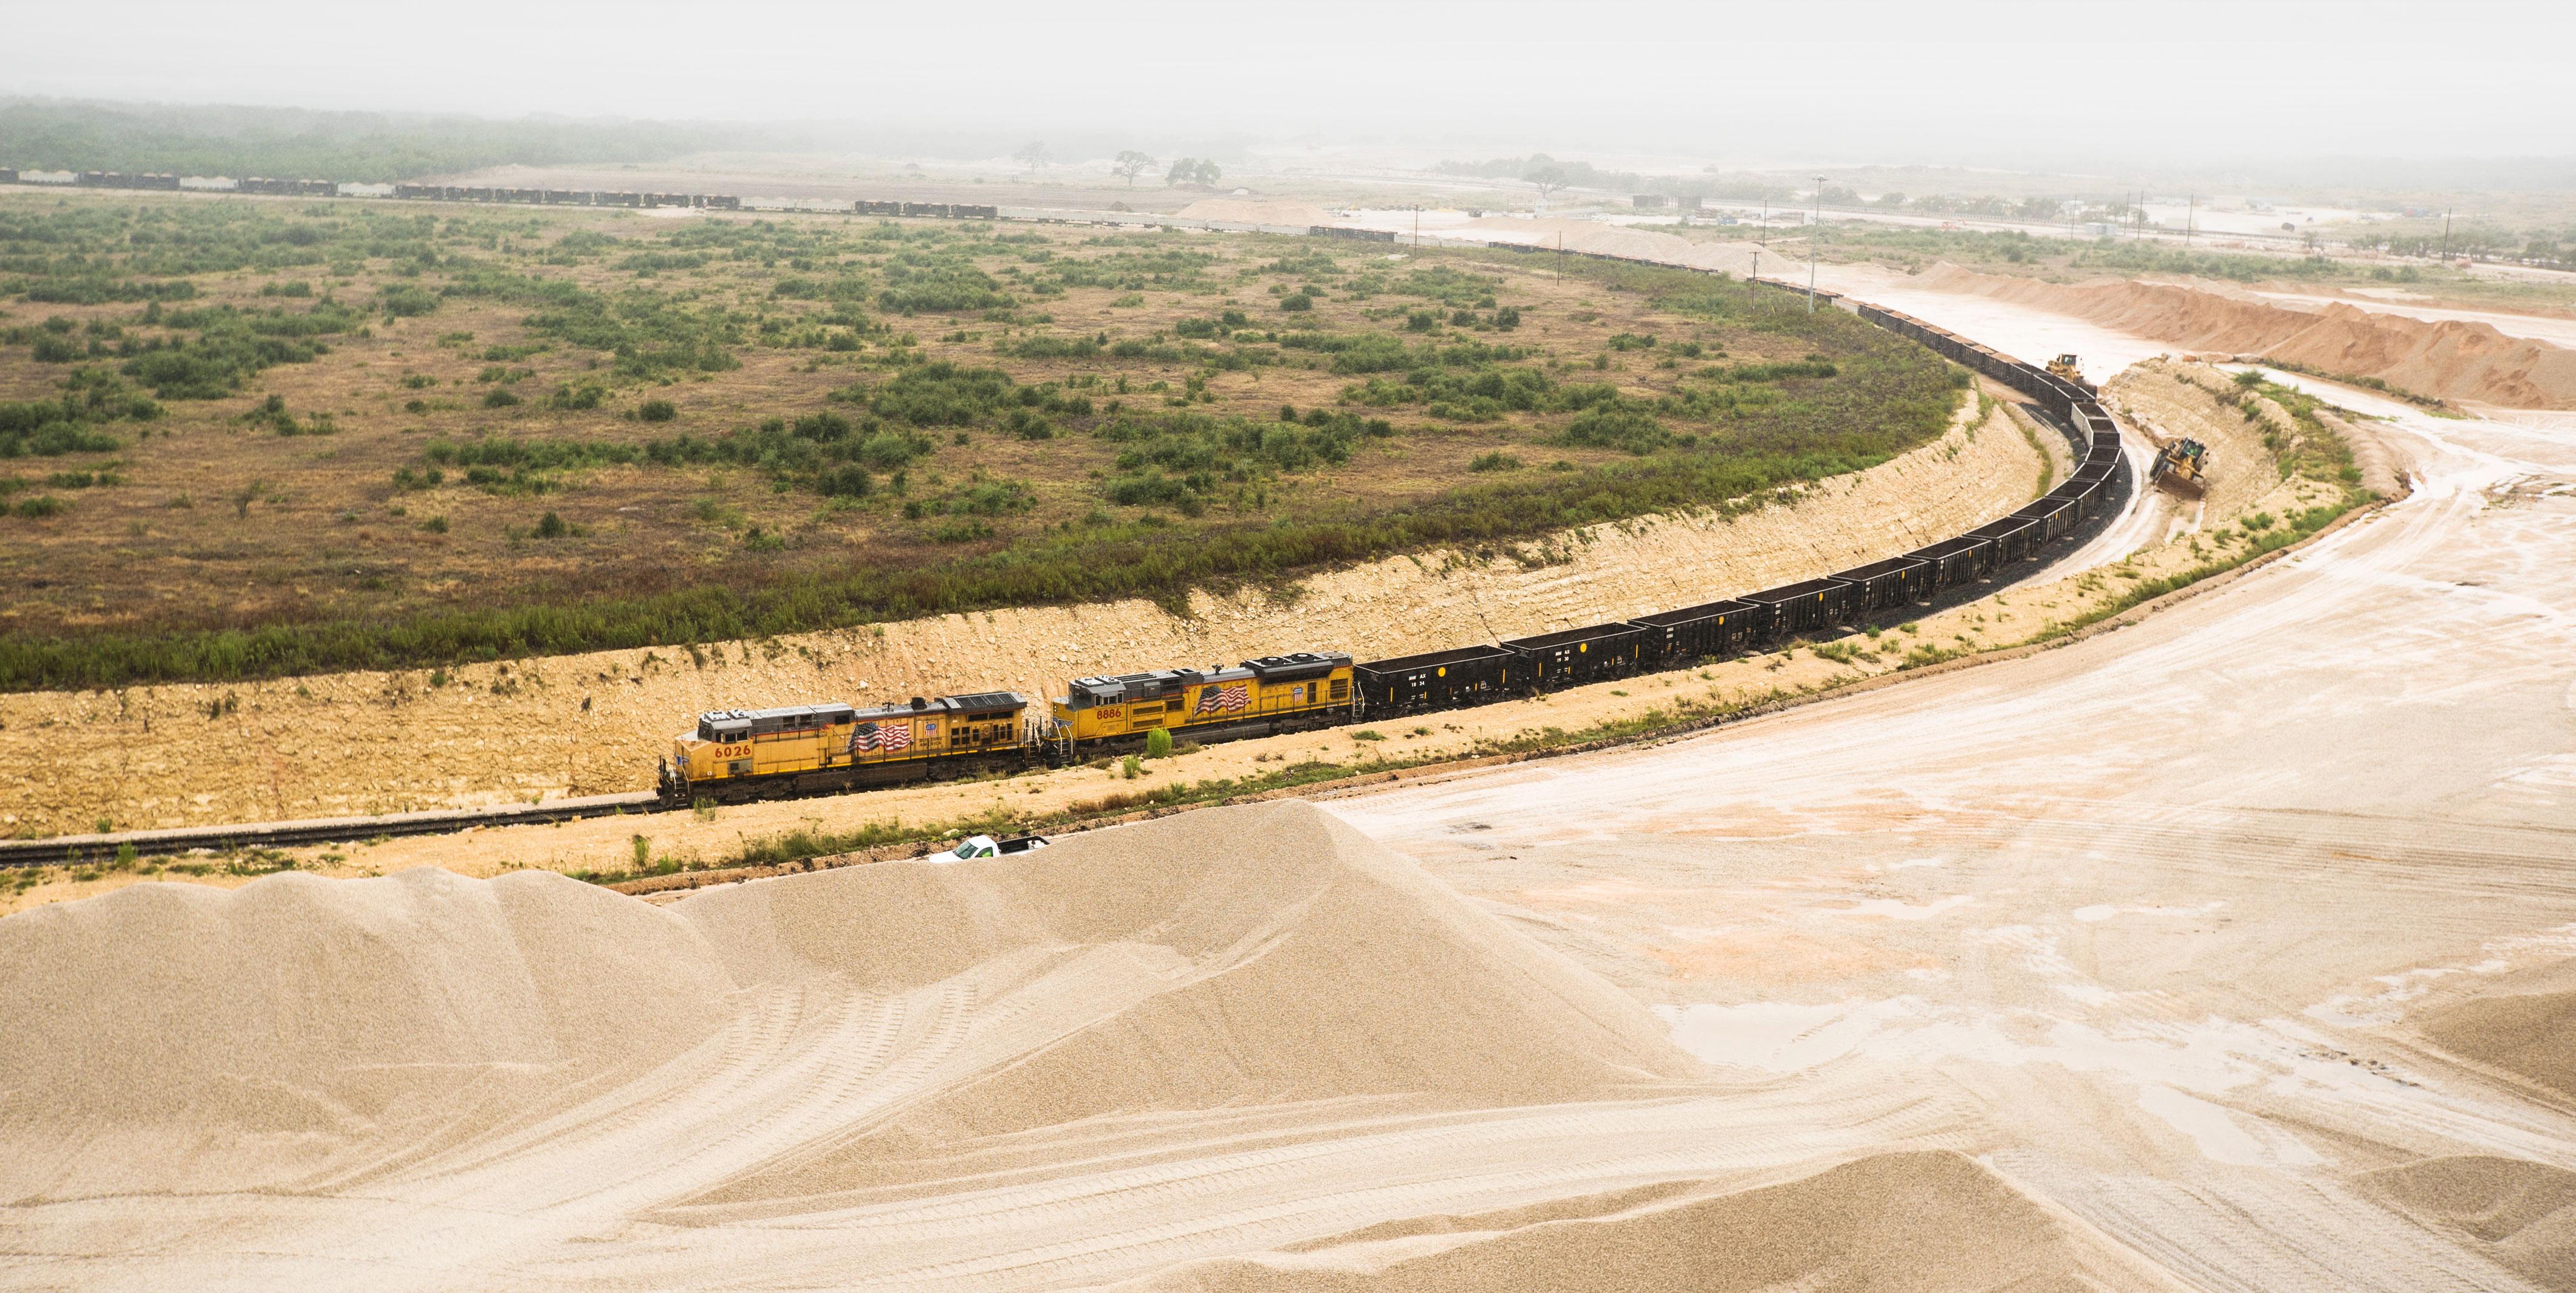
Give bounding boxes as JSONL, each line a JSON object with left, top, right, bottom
{"left": 1352, "top": 326, "right": 2122, "bottom": 712}
{"left": 657, "top": 274, "right": 2128, "bottom": 808}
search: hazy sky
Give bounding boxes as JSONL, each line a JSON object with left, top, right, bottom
{"left": 9, "top": 0, "right": 2572, "bottom": 169}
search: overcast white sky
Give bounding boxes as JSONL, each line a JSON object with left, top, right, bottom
{"left": 7, "top": 0, "right": 2572, "bottom": 168}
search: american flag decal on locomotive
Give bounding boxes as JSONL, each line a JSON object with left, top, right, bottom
{"left": 1193, "top": 683, "right": 1250, "bottom": 716}
{"left": 848, "top": 721, "right": 914, "bottom": 754}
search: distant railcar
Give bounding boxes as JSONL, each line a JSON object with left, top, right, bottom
{"left": 1353, "top": 644, "right": 1518, "bottom": 716}
{"left": 1742, "top": 577, "right": 1858, "bottom": 637}
{"left": 1500, "top": 622, "right": 1653, "bottom": 687}
{"left": 1628, "top": 599, "right": 1766, "bottom": 664}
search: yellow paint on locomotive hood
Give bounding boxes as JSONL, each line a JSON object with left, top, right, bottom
{"left": 1049, "top": 653, "right": 1355, "bottom": 744}
{"left": 669, "top": 694, "right": 1028, "bottom": 787}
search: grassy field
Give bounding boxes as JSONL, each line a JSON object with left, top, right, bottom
{"left": 0, "top": 192, "right": 1962, "bottom": 690}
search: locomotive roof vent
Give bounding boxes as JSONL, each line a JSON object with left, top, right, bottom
{"left": 910, "top": 696, "right": 927, "bottom": 710}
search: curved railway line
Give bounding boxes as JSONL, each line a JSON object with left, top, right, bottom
{"left": 1, "top": 232, "right": 2137, "bottom": 868}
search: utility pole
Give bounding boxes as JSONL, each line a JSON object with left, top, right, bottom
{"left": 1412, "top": 204, "right": 1420, "bottom": 249}
{"left": 1813, "top": 175, "right": 1824, "bottom": 227}
{"left": 2186, "top": 194, "right": 2195, "bottom": 246}
{"left": 2440, "top": 208, "right": 2453, "bottom": 261}
{"left": 1807, "top": 244, "right": 1817, "bottom": 313}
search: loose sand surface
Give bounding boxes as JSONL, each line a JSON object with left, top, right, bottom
{"left": 0, "top": 392, "right": 2043, "bottom": 836}
{"left": 1328, "top": 350, "right": 2576, "bottom": 1291}
{"left": 0, "top": 802, "right": 2174, "bottom": 1291}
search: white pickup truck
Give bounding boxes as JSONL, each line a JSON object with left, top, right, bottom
{"left": 930, "top": 834, "right": 1051, "bottom": 863}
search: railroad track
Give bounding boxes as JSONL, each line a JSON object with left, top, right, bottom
{"left": 2, "top": 792, "right": 661, "bottom": 867}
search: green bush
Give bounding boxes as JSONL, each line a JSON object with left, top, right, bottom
{"left": 1144, "top": 727, "right": 1173, "bottom": 758}
{"left": 535, "top": 511, "right": 568, "bottom": 539}
{"left": 1560, "top": 406, "right": 1668, "bottom": 454}
{"left": 376, "top": 285, "right": 440, "bottom": 317}
{"left": 637, "top": 399, "right": 677, "bottom": 422}
{"left": 14, "top": 495, "right": 70, "bottom": 518}
{"left": 1468, "top": 451, "right": 1522, "bottom": 472}
{"left": 481, "top": 388, "right": 520, "bottom": 408}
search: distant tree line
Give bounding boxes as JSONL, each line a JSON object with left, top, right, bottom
{"left": 1434, "top": 153, "right": 1794, "bottom": 202}
{"left": 0, "top": 99, "right": 750, "bottom": 183}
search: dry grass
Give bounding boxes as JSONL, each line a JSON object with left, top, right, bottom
{"left": 0, "top": 191, "right": 1943, "bottom": 682}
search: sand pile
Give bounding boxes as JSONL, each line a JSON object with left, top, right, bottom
{"left": 2356, "top": 1156, "right": 2576, "bottom": 1288}
{"left": 1177, "top": 197, "right": 1333, "bottom": 227}
{"left": 1914, "top": 262, "right": 2576, "bottom": 408}
{"left": 2413, "top": 958, "right": 2576, "bottom": 1097}
{"left": 665, "top": 801, "right": 1698, "bottom": 1205}
{"left": 1116, "top": 1150, "right": 2174, "bottom": 1292}
{"left": 0, "top": 804, "right": 2208, "bottom": 1286}
{"left": 0, "top": 867, "right": 735, "bottom": 1200}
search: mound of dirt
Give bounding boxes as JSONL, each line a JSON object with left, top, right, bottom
{"left": 2355, "top": 1156, "right": 2576, "bottom": 1288}
{"left": 1117, "top": 1150, "right": 2173, "bottom": 1292}
{"left": 1914, "top": 262, "right": 2576, "bottom": 409}
{"left": 0, "top": 802, "right": 1695, "bottom": 1218}
{"left": 1177, "top": 197, "right": 1333, "bottom": 227}
{"left": 2413, "top": 958, "right": 2576, "bottom": 1096}
{"left": 668, "top": 800, "right": 1698, "bottom": 1204}
{"left": 0, "top": 867, "right": 735, "bottom": 1200}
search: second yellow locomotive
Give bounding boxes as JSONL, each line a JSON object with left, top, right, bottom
{"left": 660, "top": 691, "right": 1032, "bottom": 804}
{"left": 1044, "top": 651, "right": 1355, "bottom": 756}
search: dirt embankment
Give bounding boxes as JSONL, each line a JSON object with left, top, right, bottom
{"left": 1914, "top": 263, "right": 2576, "bottom": 410}
{"left": 2103, "top": 360, "right": 2303, "bottom": 524}
{"left": 0, "top": 396, "right": 2045, "bottom": 835}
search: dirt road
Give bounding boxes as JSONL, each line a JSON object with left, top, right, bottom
{"left": 1326, "top": 338, "right": 2576, "bottom": 1288}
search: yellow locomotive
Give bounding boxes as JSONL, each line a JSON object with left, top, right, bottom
{"left": 1044, "top": 652, "right": 1354, "bottom": 756}
{"left": 658, "top": 651, "right": 1354, "bottom": 805}
{"left": 659, "top": 691, "right": 1030, "bottom": 804}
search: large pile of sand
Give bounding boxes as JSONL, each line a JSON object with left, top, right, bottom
{"left": 1914, "top": 262, "right": 2576, "bottom": 408}
{"left": 2356, "top": 1156, "right": 2576, "bottom": 1288}
{"left": 663, "top": 800, "right": 1698, "bottom": 1206}
{"left": 0, "top": 867, "right": 736, "bottom": 1199}
{"left": 0, "top": 801, "right": 2203, "bottom": 1287}
{"left": 2413, "top": 958, "right": 2576, "bottom": 1096}
{"left": 1176, "top": 197, "right": 1334, "bottom": 227}
{"left": 1121, "top": 1151, "right": 2173, "bottom": 1292}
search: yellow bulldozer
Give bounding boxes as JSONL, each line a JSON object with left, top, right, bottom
{"left": 2046, "top": 353, "right": 2083, "bottom": 382}
{"left": 2150, "top": 437, "right": 2211, "bottom": 498}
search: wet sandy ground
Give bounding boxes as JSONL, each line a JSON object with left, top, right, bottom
{"left": 1326, "top": 322, "right": 2576, "bottom": 1288}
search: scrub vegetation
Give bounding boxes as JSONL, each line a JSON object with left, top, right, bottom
{"left": 0, "top": 191, "right": 1959, "bottom": 690}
